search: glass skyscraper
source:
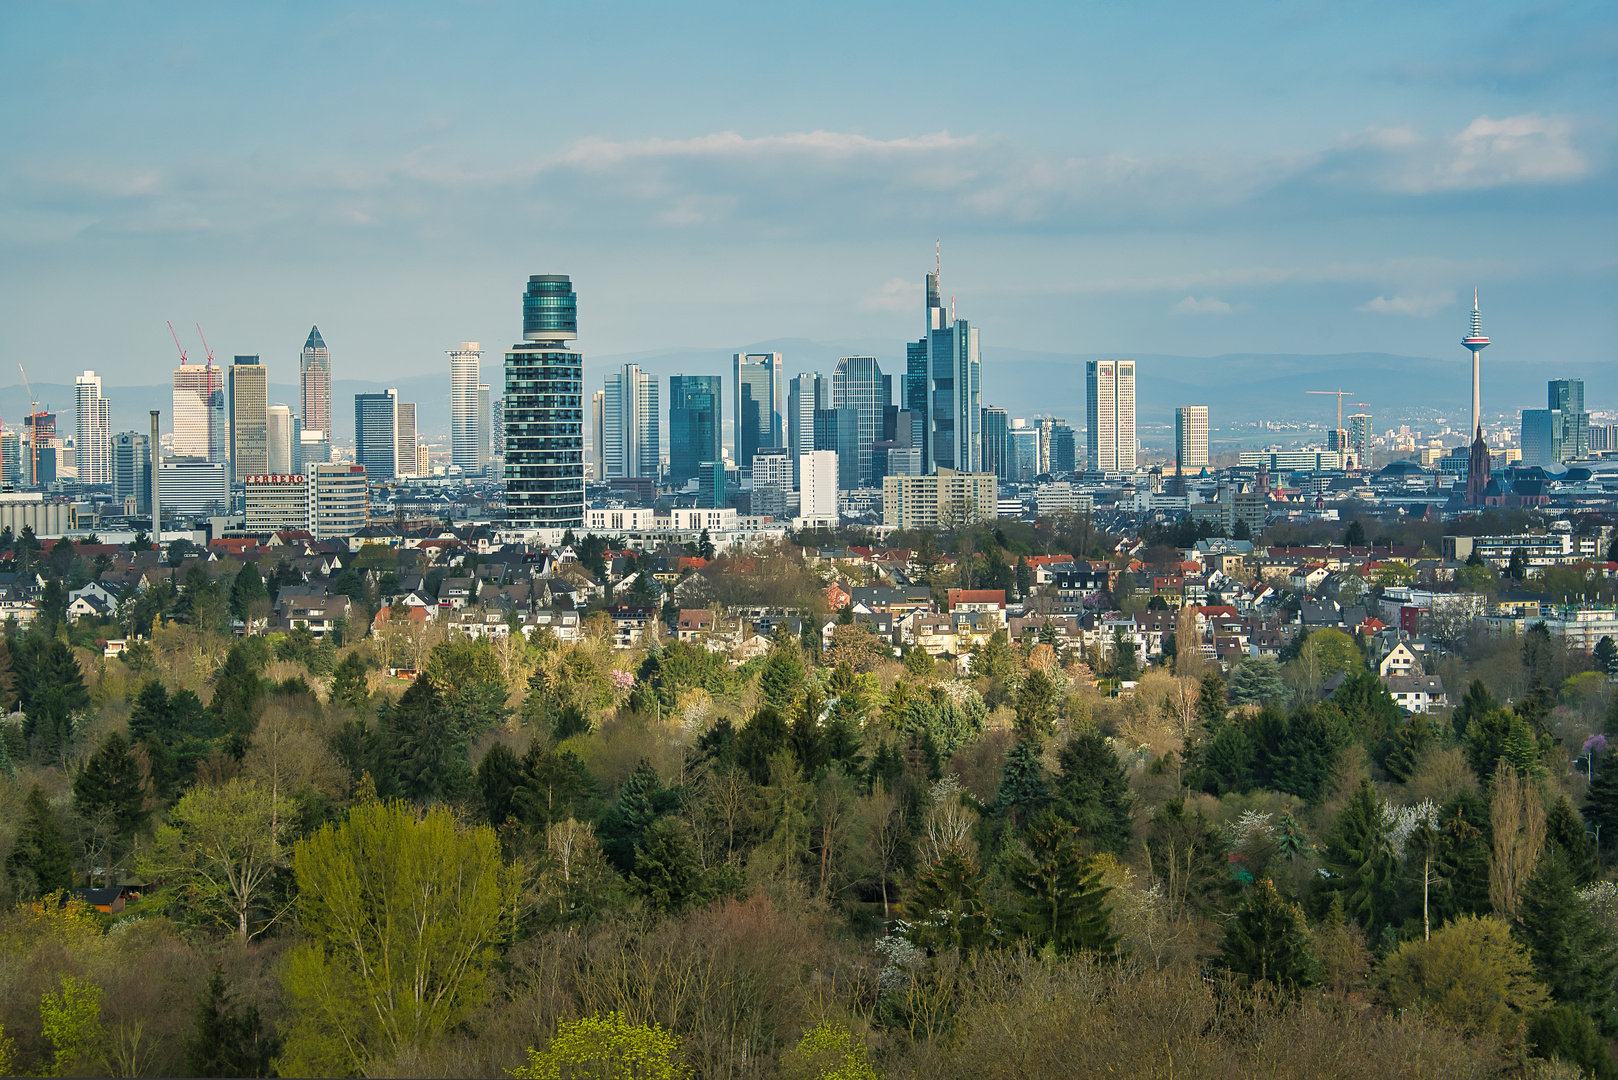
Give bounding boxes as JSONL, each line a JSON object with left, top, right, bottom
{"left": 354, "top": 390, "right": 398, "bottom": 481}
{"left": 229, "top": 355, "right": 268, "bottom": 483}
{"left": 669, "top": 374, "right": 721, "bottom": 486}
{"left": 832, "top": 356, "right": 886, "bottom": 488}
{"left": 449, "top": 342, "right": 487, "bottom": 475}
{"left": 981, "top": 406, "right": 1008, "bottom": 479}
{"left": 505, "top": 274, "right": 584, "bottom": 528}
{"left": 300, "top": 326, "right": 331, "bottom": 441}
{"left": 788, "top": 372, "right": 827, "bottom": 487}
{"left": 734, "top": 352, "right": 783, "bottom": 471}
{"left": 602, "top": 364, "right": 659, "bottom": 480}
{"left": 1549, "top": 379, "right": 1590, "bottom": 461}
{"left": 74, "top": 370, "right": 111, "bottom": 486}
{"left": 1175, "top": 406, "right": 1209, "bottom": 475}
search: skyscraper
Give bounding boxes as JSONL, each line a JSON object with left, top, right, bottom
{"left": 1048, "top": 421, "right": 1076, "bottom": 476}
{"left": 74, "top": 371, "right": 111, "bottom": 485}
{"left": 354, "top": 390, "right": 398, "bottom": 481}
{"left": 1175, "top": 406, "right": 1209, "bottom": 475}
{"left": 981, "top": 406, "right": 1009, "bottom": 479}
{"left": 1549, "top": 379, "right": 1590, "bottom": 461}
{"left": 490, "top": 394, "right": 504, "bottom": 458}
{"left": 477, "top": 384, "right": 491, "bottom": 474}
{"left": 1348, "top": 410, "right": 1373, "bottom": 470}
{"left": 1008, "top": 422, "right": 1040, "bottom": 482}
{"left": 603, "top": 364, "right": 659, "bottom": 480}
{"left": 1086, "top": 360, "right": 1137, "bottom": 473}
{"left": 173, "top": 359, "right": 226, "bottom": 462}
{"left": 505, "top": 274, "right": 585, "bottom": 528}
{"left": 832, "top": 355, "right": 886, "bottom": 488}
{"left": 112, "top": 431, "right": 151, "bottom": 513}
{"left": 814, "top": 406, "right": 861, "bottom": 490}
{"left": 1521, "top": 409, "right": 1562, "bottom": 468}
{"left": 668, "top": 374, "right": 721, "bottom": 486}
{"left": 229, "top": 355, "right": 268, "bottom": 483}
{"left": 396, "top": 401, "right": 418, "bottom": 478}
{"left": 449, "top": 342, "right": 486, "bottom": 474}
{"left": 267, "top": 405, "right": 293, "bottom": 474}
{"left": 0, "top": 432, "right": 19, "bottom": 490}
{"left": 1462, "top": 291, "right": 1490, "bottom": 438}
{"left": 925, "top": 312, "right": 982, "bottom": 474}
{"left": 301, "top": 326, "right": 331, "bottom": 443}
{"left": 589, "top": 390, "right": 604, "bottom": 480}
{"left": 788, "top": 373, "right": 828, "bottom": 487}
{"left": 734, "top": 352, "right": 783, "bottom": 470}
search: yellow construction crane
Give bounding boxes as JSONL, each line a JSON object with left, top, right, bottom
{"left": 1306, "top": 388, "right": 1353, "bottom": 432}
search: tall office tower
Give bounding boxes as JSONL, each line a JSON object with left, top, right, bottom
{"left": 505, "top": 274, "right": 585, "bottom": 528}
{"left": 925, "top": 314, "right": 982, "bottom": 473}
{"left": 354, "top": 389, "right": 398, "bottom": 481}
{"left": 751, "top": 447, "right": 791, "bottom": 518}
{"left": 267, "top": 405, "right": 293, "bottom": 474}
{"left": 490, "top": 394, "right": 504, "bottom": 457}
{"left": 24, "top": 412, "right": 56, "bottom": 486}
{"left": 696, "top": 461, "right": 727, "bottom": 509}
{"left": 981, "top": 406, "right": 1009, "bottom": 479}
{"left": 1175, "top": 406, "right": 1209, "bottom": 475}
{"left": 298, "top": 429, "right": 330, "bottom": 474}
{"left": 832, "top": 356, "right": 885, "bottom": 487}
{"left": 1008, "top": 422, "right": 1040, "bottom": 482}
{"left": 800, "top": 450, "right": 839, "bottom": 521}
{"left": 589, "top": 391, "right": 605, "bottom": 480}
{"left": 396, "top": 401, "right": 418, "bottom": 478}
{"left": 602, "top": 364, "right": 659, "bottom": 480}
{"left": 449, "top": 342, "right": 485, "bottom": 474}
{"left": 669, "top": 374, "right": 721, "bottom": 486}
{"left": 1461, "top": 290, "right": 1490, "bottom": 438}
{"left": 173, "top": 359, "right": 226, "bottom": 462}
{"left": 305, "top": 462, "right": 371, "bottom": 539}
{"left": 734, "top": 352, "right": 784, "bottom": 470}
{"left": 228, "top": 355, "right": 268, "bottom": 483}
{"left": 477, "top": 385, "right": 491, "bottom": 474}
{"left": 1521, "top": 409, "right": 1563, "bottom": 468}
{"left": 74, "top": 371, "right": 111, "bottom": 485}
{"left": 905, "top": 339, "right": 929, "bottom": 465}
{"left": 1348, "top": 411, "right": 1373, "bottom": 470}
{"left": 0, "top": 431, "right": 19, "bottom": 490}
{"left": 814, "top": 406, "right": 861, "bottom": 490}
{"left": 300, "top": 326, "right": 331, "bottom": 444}
{"left": 788, "top": 372, "right": 828, "bottom": 486}
{"left": 1048, "top": 421, "right": 1076, "bottom": 476}
{"left": 1549, "top": 379, "right": 1590, "bottom": 460}
{"left": 1086, "top": 360, "right": 1137, "bottom": 473}
{"left": 111, "top": 432, "right": 151, "bottom": 513}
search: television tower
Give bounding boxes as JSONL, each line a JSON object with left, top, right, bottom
{"left": 1462, "top": 289, "right": 1490, "bottom": 437}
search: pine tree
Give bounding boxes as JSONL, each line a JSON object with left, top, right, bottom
{"left": 128, "top": 680, "right": 172, "bottom": 745}
{"left": 186, "top": 968, "right": 275, "bottom": 1077}
{"left": 901, "top": 845, "right": 995, "bottom": 952}
{"left": 1013, "top": 667, "right": 1058, "bottom": 744}
{"left": 22, "top": 639, "right": 89, "bottom": 760}
{"left": 1053, "top": 730, "right": 1134, "bottom": 855}
{"left": 328, "top": 651, "right": 370, "bottom": 711}
{"left": 228, "top": 563, "right": 268, "bottom": 621}
{"left": 1583, "top": 759, "right": 1618, "bottom": 847}
{"left": 73, "top": 731, "right": 148, "bottom": 841}
{"left": 758, "top": 641, "right": 805, "bottom": 715}
{"left": 1003, "top": 810, "right": 1116, "bottom": 954}
{"left": 1221, "top": 878, "right": 1318, "bottom": 991}
{"left": 383, "top": 677, "right": 466, "bottom": 802}
{"left": 1198, "top": 671, "right": 1228, "bottom": 728}
{"left": 992, "top": 739, "right": 1051, "bottom": 833}
{"left": 6, "top": 784, "right": 73, "bottom": 897}
{"left": 1516, "top": 849, "right": 1618, "bottom": 1030}
{"left": 1451, "top": 679, "right": 1499, "bottom": 741}
{"left": 477, "top": 741, "right": 525, "bottom": 827}
{"left": 1544, "top": 794, "right": 1598, "bottom": 884}
{"left": 1320, "top": 779, "right": 1397, "bottom": 932}
{"left": 630, "top": 817, "right": 708, "bottom": 914}
{"left": 209, "top": 640, "right": 266, "bottom": 737}
{"left": 601, "top": 758, "right": 664, "bottom": 871}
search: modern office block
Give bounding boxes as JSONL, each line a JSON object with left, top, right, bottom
{"left": 111, "top": 432, "right": 151, "bottom": 513}
{"left": 267, "top": 405, "right": 293, "bottom": 474}
{"left": 1086, "top": 360, "right": 1137, "bottom": 473}
{"left": 981, "top": 406, "right": 1009, "bottom": 479}
{"left": 297, "top": 428, "right": 330, "bottom": 474}
{"left": 300, "top": 326, "right": 331, "bottom": 443}
{"left": 490, "top": 393, "right": 504, "bottom": 458}
{"left": 1048, "top": 420, "right": 1076, "bottom": 476}
{"left": 0, "top": 432, "right": 19, "bottom": 490}
{"left": 1008, "top": 423, "right": 1041, "bottom": 482}
{"left": 449, "top": 342, "right": 486, "bottom": 474}
{"left": 229, "top": 355, "right": 268, "bottom": 483}
{"left": 1521, "top": 409, "right": 1563, "bottom": 468}
{"left": 832, "top": 355, "right": 886, "bottom": 488}
{"left": 1550, "top": 379, "right": 1590, "bottom": 460}
{"left": 603, "top": 364, "right": 659, "bottom": 480}
{"left": 159, "top": 459, "right": 230, "bottom": 516}
{"left": 504, "top": 274, "right": 585, "bottom": 528}
{"left": 74, "top": 371, "right": 111, "bottom": 485}
{"left": 1348, "top": 411, "right": 1372, "bottom": 470}
{"left": 354, "top": 390, "right": 398, "bottom": 481}
{"left": 244, "top": 472, "right": 307, "bottom": 532}
{"left": 696, "top": 460, "right": 727, "bottom": 509}
{"left": 477, "top": 384, "right": 491, "bottom": 475}
{"left": 788, "top": 372, "right": 828, "bottom": 487}
{"left": 799, "top": 451, "right": 838, "bottom": 521}
{"left": 734, "top": 352, "right": 784, "bottom": 469}
{"left": 24, "top": 412, "right": 56, "bottom": 487}
{"left": 814, "top": 406, "right": 861, "bottom": 491}
{"left": 305, "top": 462, "right": 370, "bottom": 539}
{"left": 173, "top": 360, "right": 226, "bottom": 462}
{"left": 396, "top": 401, "right": 418, "bottom": 479}
{"left": 751, "top": 446, "right": 790, "bottom": 518}
{"left": 926, "top": 319, "right": 982, "bottom": 473}
{"left": 669, "top": 374, "right": 721, "bottom": 486}
{"left": 1175, "top": 406, "right": 1209, "bottom": 475}
{"left": 881, "top": 469, "right": 997, "bottom": 529}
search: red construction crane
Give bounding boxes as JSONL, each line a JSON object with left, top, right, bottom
{"left": 195, "top": 323, "right": 215, "bottom": 366}
{"left": 167, "top": 320, "right": 190, "bottom": 365}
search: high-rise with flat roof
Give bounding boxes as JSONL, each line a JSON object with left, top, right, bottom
{"left": 354, "top": 390, "right": 398, "bottom": 481}
{"left": 300, "top": 326, "right": 331, "bottom": 443}
{"left": 981, "top": 406, "right": 1008, "bottom": 479}
{"left": 112, "top": 432, "right": 150, "bottom": 513}
{"left": 450, "top": 343, "right": 486, "bottom": 475}
{"left": 74, "top": 371, "right": 111, "bottom": 485}
{"left": 505, "top": 274, "right": 585, "bottom": 528}
{"left": 669, "top": 374, "right": 721, "bottom": 486}
{"left": 603, "top": 364, "right": 659, "bottom": 480}
{"left": 1087, "top": 360, "right": 1137, "bottom": 473}
{"left": 788, "top": 373, "right": 827, "bottom": 487}
{"left": 1175, "top": 406, "right": 1209, "bottom": 475}
{"left": 734, "top": 352, "right": 784, "bottom": 470}
{"left": 173, "top": 360, "right": 226, "bottom": 462}
{"left": 395, "top": 401, "right": 418, "bottom": 479}
{"left": 1550, "top": 379, "right": 1590, "bottom": 461}
{"left": 833, "top": 355, "right": 886, "bottom": 488}
{"left": 229, "top": 355, "right": 268, "bottom": 483}
{"left": 267, "top": 405, "right": 293, "bottom": 474}
{"left": 1522, "top": 409, "right": 1563, "bottom": 468}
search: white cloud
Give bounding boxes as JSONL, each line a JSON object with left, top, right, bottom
{"left": 860, "top": 277, "right": 923, "bottom": 313}
{"left": 1310, "top": 114, "right": 1587, "bottom": 194}
{"left": 1356, "top": 291, "right": 1455, "bottom": 317}
{"left": 1173, "top": 296, "right": 1233, "bottom": 316}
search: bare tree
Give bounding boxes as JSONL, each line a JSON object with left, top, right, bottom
{"left": 1489, "top": 760, "right": 1546, "bottom": 918}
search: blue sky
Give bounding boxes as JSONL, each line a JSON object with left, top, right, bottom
{"left": 1, "top": 0, "right": 1613, "bottom": 391}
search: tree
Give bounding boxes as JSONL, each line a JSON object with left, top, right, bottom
{"left": 1380, "top": 915, "right": 1549, "bottom": 1046}
{"left": 7, "top": 785, "right": 71, "bottom": 900}
{"left": 1515, "top": 850, "right": 1618, "bottom": 1029}
{"left": 1596, "top": 636, "right": 1618, "bottom": 677}
{"left": 21, "top": 639, "right": 89, "bottom": 761}
{"left": 1003, "top": 810, "right": 1115, "bottom": 955}
{"left": 1344, "top": 519, "right": 1367, "bottom": 547}
{"left": 991, "top": 739, "right": 1051, "bottom": 833}
{"left": 779, "top": 1020, "right": 879, "bottom": 1080}
{"left": 1052, "top": 730, "right": 1134, "bottom": 856}
{"left": 901, "top": 844, "right": 995, "bottom": 952}
{"left": 510, "top": 1012, "right": 690, "bottom": 1080}
{"left": 1012, "top": 667, "right": 1058, "bottom": 743}
{"left": 630, "top": 817, "right": 711, "bottom": 914}
{"left": 74, "top": 731, "right": 148, "bottom": 844}
{"left": 759, "top": 639, "right": 806, "bottom": 714}
{"left": 1222, "top": 878, "right": 1318, "bottom": 991}
{"left": 186, "top": 968, "right": 276, "bottom": 1078}
{"left": 40, "top": 975, "right": 104, "bottom": 1077}
{"left": 328, "top": 651, "right": 370, "bottom": 711}
{"left": 279, "top": 801, "right": 513, "bottom": 1076}
{"left": 1508, "top": 547, "right": 1529, "bottom": 582}
{"left": 1227, "top": 656, "right": 1284, "bottom": 706}
{"left": 210, "top": 639, "right": 268, "bottom": 737}
{"left": 1490, "top": 760, "right": 1546, "bottom": 918}
{"left": 229, "top": 563, "right": 269, "bottom": 623}
{"left": 1320, "top": 779, "right": 1397, "bottom": 933}
{"left": 140, "top": 778, "right": 292, "bottom": 940}
{"left": 330, "top": 567, "right": 366, "bottom": 603}
{"left": 1526, "top": 1007, "right": 1616, "bottom": 1079}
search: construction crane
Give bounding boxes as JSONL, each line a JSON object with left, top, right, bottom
{"left": 167, "top": 320, "right": 190, "bottom": 365}
{"left": 1307, "top": 388, "right": 1356, "bottom": 469}
{"left": 195, "top": 323, "right": 215, "bottom": 366}
{"left": 18, "top": 363, "right": 38, "bottom": 487}
{"left": 1306, "top": 388, "right": 1354, "bottom": 432}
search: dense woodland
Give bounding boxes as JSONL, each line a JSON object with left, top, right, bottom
{"left": 4, "top": 522, "right": 1618, "bottom": 1078}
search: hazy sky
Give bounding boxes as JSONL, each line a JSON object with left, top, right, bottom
{"left": 2, "top": 0, "right": 1614, "bottom": 388}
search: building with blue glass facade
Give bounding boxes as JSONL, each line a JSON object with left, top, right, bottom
{"left": 505, "top": 275, "right": 585, "bottom": 528}
{"left": 669, "top": 374, "right": 721, "bottom": 487}
{"left": 353, "top": 390, "right": 398, "bottom": 482}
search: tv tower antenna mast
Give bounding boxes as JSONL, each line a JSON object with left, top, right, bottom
{"left": 1462, "top": 289, "right": 1490, "bottom": 438}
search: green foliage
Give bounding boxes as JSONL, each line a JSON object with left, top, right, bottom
{"left": 1515, "top": 850, "right": 1618, "bottom": 1030}
{"left": 1380, "top": 915, "right": 1549, "bottom": 1046}
{"left": 329, "top": 651, "right": 370, "bottom": 711}
{"left": 509, "top": 1012, "right": 691, "bottom": 1080}
{"left": 992, "top": 738, "right": 1051, "bottom": 831}
{"left": 382, "top": 677, "right": 472, "bottom": 803}
{"left": 1144, "top": 798, "right": 1231, "bottom": 919}
{"left": 19, "top": 638, "right": 89, "bottom": 760}
{"left": 1052, "top": 730, "right": 1134, "bottom": 856}
{"left": 1227, "top": 656, "right": 1285, "bottom": 706}
{"left": 778, "top": 1021, "right": 879, "bottom": 1080}
{"left": 1544, "top": 795, "right": 1598, "bottom": 884}
{"left": 1013, "top": 667, "right": 1058, "bottom": 743}
{"left": 1527, "top": 1006, "right": 1616, "bottom": 1079}
{"left": 281, "top": 801, "right": 513, "bottom": 1076}
{"left": 1319, "top": 780, "right": 1397, "bottom": 933}
{"left": 73, "top": 730, "right": 148, "bottom": 842}
{"left": 759, "top": 639, "right": 807, "bottom": 714}
{"left": 630, "top": 817, "right": 714, "bottom": 914}
{"left": 40, "top": 974, "right": 104, "bottom": 1077}
{"left": 7, "top": 784, "right": 73, "bottom": 899}
{"left": 1222, "top": 878, "right": 1318, "bottom": 991}
{"left": 1331, "top": 667, "right": 1401, "bottom": 746}
{"left": 186, "top": 968, "right": 276, "bottom": 1078}
{"left": 639, "top": 639, "right": 733, "bottom": 711}
{"left": 229, "top": 562, "right": 268, "bottom": 620}
{"left": 901, "top": 845, "right": 996, "bottom": 952}
{"left": 1003, "top": 810, "right": 1116, "bottom": 954}
{"left": 210, "top": 639, "right": 268, "bottom": 737}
